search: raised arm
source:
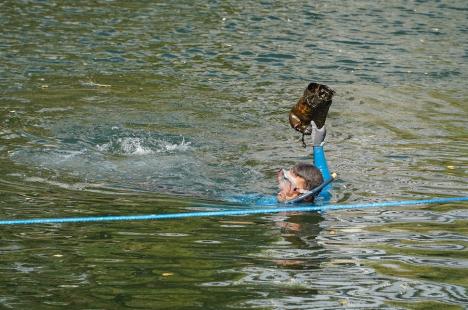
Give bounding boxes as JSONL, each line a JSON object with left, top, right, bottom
{"left": 310, "top": 121, "right": 332, "bottom": 193}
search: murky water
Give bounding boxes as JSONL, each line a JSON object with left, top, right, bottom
{"left": 1, "top": 0, "right": 467, "bottom": 309}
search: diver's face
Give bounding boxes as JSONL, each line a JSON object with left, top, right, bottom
{"left": 277, "top": 169, "right": 307, "bottom": 202}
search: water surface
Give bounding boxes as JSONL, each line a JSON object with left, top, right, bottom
{"left": 0, "top": 0, "right": 467, "bottom": 309}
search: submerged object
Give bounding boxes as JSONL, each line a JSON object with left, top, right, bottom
{"left": 289, "top": 82, "right": 335, "bottom": 145}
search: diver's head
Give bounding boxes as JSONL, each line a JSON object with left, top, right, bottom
{"left": 277, "top": 163, "right": 323, "bottom": 203}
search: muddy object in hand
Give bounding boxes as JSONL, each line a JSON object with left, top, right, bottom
{"left": 289, "top": 82, "right": 335, "bottom": 145}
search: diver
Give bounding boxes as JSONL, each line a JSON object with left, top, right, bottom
{"left": 228, "top": 82, "right": 334, "bottom": 206}
{"left": 277, "top": 121, "right": 333, "bottom": 204}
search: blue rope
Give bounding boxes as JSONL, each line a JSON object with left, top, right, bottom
{"left": 0, "top": 196, "right": 467, "bottom": 226}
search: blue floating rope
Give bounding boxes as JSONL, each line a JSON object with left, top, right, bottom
{"left": 0, "top": 196, "right": 467, "bottom": 226}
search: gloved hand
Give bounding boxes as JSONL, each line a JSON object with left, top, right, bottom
{"left": 310, "top": 121, "right": 326, "bottom": 146}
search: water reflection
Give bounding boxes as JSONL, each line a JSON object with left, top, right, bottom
{"left": 236, "top": 206, "right": 468, "bottom": 308}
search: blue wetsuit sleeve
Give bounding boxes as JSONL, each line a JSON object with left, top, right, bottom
{"left": 313, "top": 146, "right": 332, "bottom": 195}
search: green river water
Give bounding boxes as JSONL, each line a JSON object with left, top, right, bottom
{"left": 0, "top": 1, "right": 467, "bottom": 309}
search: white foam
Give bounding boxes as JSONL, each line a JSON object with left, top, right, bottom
{"left": 120, "top": 137, "right": 154, "bottom": 155}
{"left": 162, "top": 137, "right": 191, "bottom": 152}
{"left": 96, "top": 143, "right": 110, "bottom": 152}
{"left": 96, "top": 136, "right": 192, "bottom": 156}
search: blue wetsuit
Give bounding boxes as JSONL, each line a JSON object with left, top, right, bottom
{"left": 227, "top": 145, "right": 332, "bottom": 206}
{"left": 311, "top": 145, "right": 332, "bottom": 203}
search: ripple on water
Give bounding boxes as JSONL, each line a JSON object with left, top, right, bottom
{"left": 237, "top": 264, "right": 468, "bottom": 309}
{"left": 213, "top": 204, "right": 468, "bottom": 308}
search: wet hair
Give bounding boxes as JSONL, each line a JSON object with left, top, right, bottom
{"left": 291, "top": 163, "right": 323, "bottom": 202}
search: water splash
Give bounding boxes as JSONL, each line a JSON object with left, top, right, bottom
{"left": 96, "top": 133, "right": 191, "bottom": 156}
{"left": 162, "top": 137, "right": 191, "bottom": 152}
{"left": 97, "top": 137, "right": 154, "bottom": 155}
